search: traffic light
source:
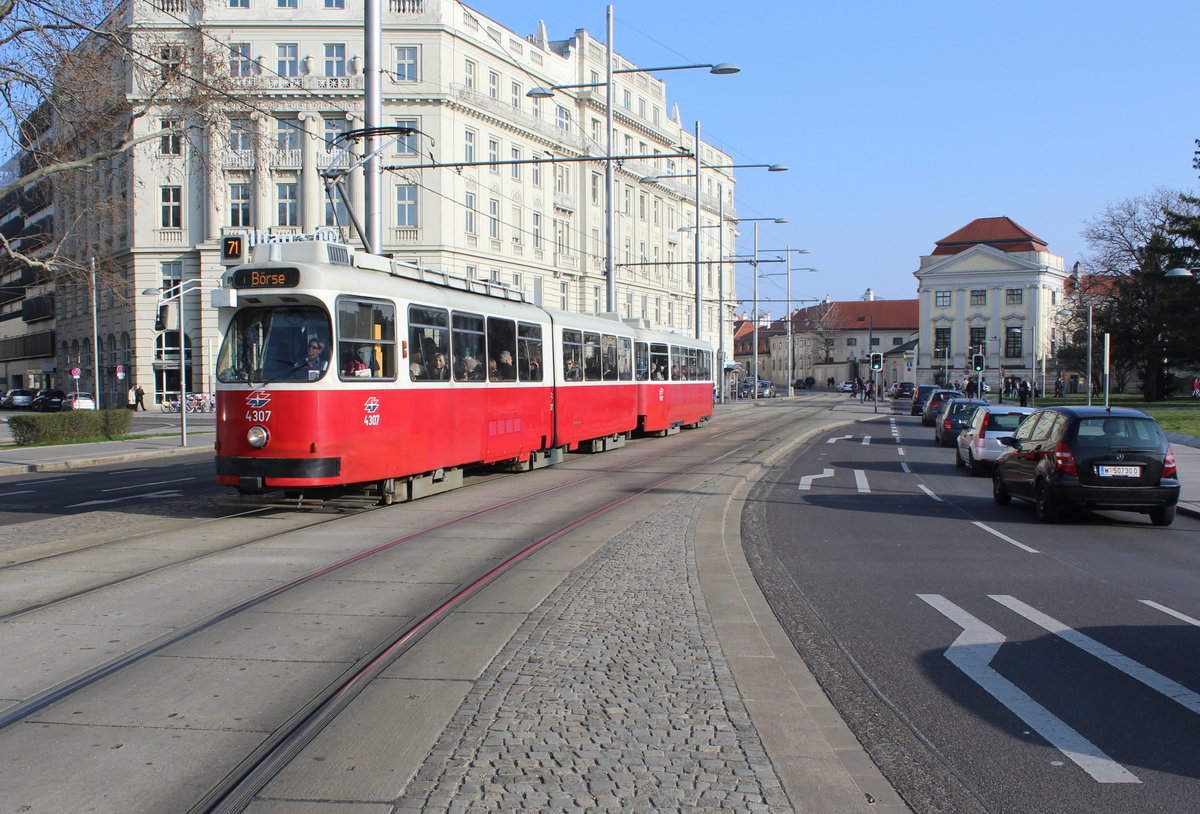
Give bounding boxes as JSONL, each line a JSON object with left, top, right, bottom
{"left": 869, "top": 352, "right": 883, "bottom": 371}
{"left": 972, "top": 353, "right": 985, "bottom": 372}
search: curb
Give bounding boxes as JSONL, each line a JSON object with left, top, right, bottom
{"left": 0, "top": 443, "right": 209, "bottom": 476}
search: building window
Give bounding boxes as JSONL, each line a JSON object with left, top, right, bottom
{"left": 229, "top": 117, "right": 252, "bottom": 151}
{"left": 229, "top": 183, "right": 252, "bottom": 227}
{"left": 277, "top": 44, "right": 298, "bottom": 77}
{"left": 488, "top": 138, "right": 499, "bottom": 170}
{"left": 510, "top": 146, "right": 521, "bottom": 179}
{"left": 511, "top": 81, "right": 522, "bottom": 109}
{"left": 846, "top": 337, "right": 857, "bottom": 347}
{"left": 161, "top": 186, "right": 182, "bottom": 228}
{"left": 464, "top": 59, "right": 475, "bottom": 89}
{"left": 870, "top": 336, "right": 880, "bottom": 346}
{"left": 934, "top": 327, "right": 951, "bottom": 357}
{"left": 969, "top": 326, "right": 986, "bottom": 353}
{"left": 277, "top": 0, "right": 296, "bottom": 7}
{"left": 324, "top": 117, "right": 348, "bottom": 152}
{"left": 229, "top": 0, "right": 248, "bottom": 7}
{"left": 324, "top": 44, "right": 346, "bottom": 77}
{"left": 556, "top": 106, "right": 571, "bottom": 132}
{"left": 159, "top": 119, "right": 181, "bottom": 156}
{"left": 555, "top": 165, "right": 568, "bottom": 195}
{"left": 531, "top": 160, "right": 541, "bottom": 187}
{"left": 531, "top": 213, "right": 542, "bottom": 249}
{"left": 970, "top": 289, "right": 987, "bottom": 306}
{"left": 892, "top": 336, "right": 903, "bottom": 346}
{"left": 325, "top": 0, "right": 345, "bottom": 8}
{"left": 229, "top": 43, "right": 253, "bottom": 76}
{"left": 464, "top": 129, "right": 475, "bottom": 162}
{"left": 488, "top": 70, "right": 499, "bottom": 99}
{"left": 161, "top": 261, "right": 182, "bottom": 294}
{"left": 1005, "top": 327, "right": 1023, "bottom": 359}
{"left": 1006, "top": 288, "right": 1023, "bottom": 305}
{"left": 396, "top": 184, "right": 417, "bottom": 226}
{"left": 935, "top": 290, "right": 951, "bottom": 308}
{"left": 277, "top": 182, "right": 298, "bottom": 226}
{"left": 160, "top": 46, "right": 184, "bottom": 81}
{"left": 394, "top": 46, "right": 417, "bottom": 81}
{"left": 488, "top": 199, "right": 500, "bottom": 240}
{"left": 464, "top": 193, "right": 476, "bottom": 234}
{"left": 393, "top": 118, "right": 418, "bottom": 154}
{"left": 276, "top": 117, "right": 300, "bottom": 151}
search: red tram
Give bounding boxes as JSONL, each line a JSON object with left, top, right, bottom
{"left": 213, "top": 240, "right": 713, "bottom": 503}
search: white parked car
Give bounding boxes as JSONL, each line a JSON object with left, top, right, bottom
{"left": 955, "top": 405, "right": 1036, "bottom": 475}
{"left": 62, "top": 392, "right": 97, "bottom": 411}
{"left": 840, "top": 380, "right": 855, "bottom": 392}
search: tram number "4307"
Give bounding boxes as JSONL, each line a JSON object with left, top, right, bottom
{"left": 363, "top": 414, "right": 380, "bottom": 426}
{"left": 245, "top": 410, "right": 271, "bottom": 422}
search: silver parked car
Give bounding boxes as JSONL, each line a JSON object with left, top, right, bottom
{"left": 62, "top": 392, "right": 97, "bottom": 410}
{"left": 955, "top": 404, "right": 1036, "bottom": 475}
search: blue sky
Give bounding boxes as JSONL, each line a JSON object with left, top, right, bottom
{"left": 469, "top": 0, "right": 1200, "bottom": 314}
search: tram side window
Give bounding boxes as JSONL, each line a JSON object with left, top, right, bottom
{"left": 517, "top": 322, "right": 543, "bottom": 381}
{"left": 337, "top": 298, "right": 396, "bottom": 380}
{"left": 601, "top": 334, "right": 618, "bottom": 380}
{"left": 583, "top": 332, "right": 602, "bottom": 381}
{"left": 452, "top": 312, "right": 486, "bottom": 381}
{"left": 670, "top": 345, "right": 684, "bottom": 380}
{"left": 650, "top": 343, "right": 668, "bottom": 380}
{"left": 488, "top": 317, "right": 517, "bottom": 381}
{"left": 562, "top": 329, "right": 583, "bottom": 381}
{"left": 618, "top": 337, "right": 633, "bottom": 381}
{"left": 406, "top": 305, "right": 449, "bottom": 381}
{"left": 635, "top": 342, "right": 649, "bottom": 381}
{"left": 700, "top": 349, "right": 712, "bottom": 381}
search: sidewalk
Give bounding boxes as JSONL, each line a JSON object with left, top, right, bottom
{"left": 0, "top": 425, "right": 212, "bottom": 476}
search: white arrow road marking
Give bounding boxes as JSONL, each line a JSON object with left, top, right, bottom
{"left": 918, "top": 594, "right": 1139, "bottom": 784}
{"left": 68, "top": 490, "right": 185, "bottom": 508}
{"left": 971, "top": 521, "right": 1039, "bottom": 554}
{"left": 826, "top": 435, "right": 853, "bottom": 444}
{"left": 798, "top": 469, "right": 835, "bottom": 490}
{"left": 854, "top": 470, "right": 870, "bottom": 493}
{"left": 992, "top": 595, "right": 1200, "bottom": 716}
{"left": 1140, "top": 600, "right": 1200, "bottom": 627}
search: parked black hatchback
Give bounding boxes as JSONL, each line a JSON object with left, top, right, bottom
{"left": 992, "top": 406, "right": 1180, "bottom": 525}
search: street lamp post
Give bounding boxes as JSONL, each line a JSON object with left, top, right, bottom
{"left": 143, "top": 280, "right": 204, "bottom": 447}
{"left": 755, "top": 249, "right": 815, "bottom": 397}
{"left": 527, "top": 9, "right": 739, "bottom": 314}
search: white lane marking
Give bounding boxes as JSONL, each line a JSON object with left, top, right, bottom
{"left": 1140, "top": 601, "right": 1200, "bottom": 627}
{"left": 826, "top": 435, "right": 852, "bottom": 444}
{"left": 101, "top": 477, "right": 196, "bottom": 493}
{"left": 798, "top": 469, "right": 836, "bottom": 490}
{"left": 918, "top": 484, "right": 942, "bottom": 502}
{"left": 991, "top": 595, "right": 1200, "bottom": 716}
{"left": 67, "top": 489, "right": 186, "bottom": 508}
{"left": 854, "top": 470, "right": 870, "bottom": 493}
{"left": 861, "top": 436, "right": 871, "bottom": 445}
{"left": 0, "top": 490, "right": 34, "bottom": 497}
{"left": 971, "top": 521, "right": 1039, "bottom": 554}
{"left": 900, "top": 462, "right": 911, "bottom": 473}
{"left": 918, "top": 594, "right": 1139, "bottom": 784}
{"left": 22, "top": 477, "right": 65, "bottom": 485}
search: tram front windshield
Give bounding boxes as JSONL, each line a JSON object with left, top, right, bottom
{"left": 216, "top": 306, "right": 332, "bottom": 384}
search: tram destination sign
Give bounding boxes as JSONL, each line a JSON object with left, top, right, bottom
{"left": 231, "top": 267, "right": 301, "bottom": 289}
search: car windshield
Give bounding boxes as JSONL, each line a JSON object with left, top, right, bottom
{"left": 1072, "top": 417, "right": 1161, "bottom": 449}
{"left": 216, "top": 305, "right": 332, "bottom": 384}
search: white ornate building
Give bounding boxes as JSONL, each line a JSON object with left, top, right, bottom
{"left": 913, "top": 217, "right": 1069, "bottom": 388}
{"left": 4, "top": 0, "right": 739, "bottom": 403}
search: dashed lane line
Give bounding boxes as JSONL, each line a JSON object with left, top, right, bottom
{"left": 971, "top": 521, "right": 1039, "bottom": 554}
{"left": 1140, "top": 600, "right": 1200, "bottom": 626}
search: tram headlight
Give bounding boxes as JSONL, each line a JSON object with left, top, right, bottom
{"left": 246, "top": 425, "right": 269, "bottom": 449}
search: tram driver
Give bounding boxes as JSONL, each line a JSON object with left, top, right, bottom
{"left": 302, "top": 338, "right": 329, "bottom": 379}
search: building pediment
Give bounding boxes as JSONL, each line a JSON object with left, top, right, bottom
{"left": 914, "top": 243, "right": 1044, "bottom": 281}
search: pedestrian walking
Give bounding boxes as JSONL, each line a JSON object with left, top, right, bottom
{"left": 127, "top": 385, "right": 137, "bottom": 411}
{"left": 1191, "top": 377, "right": 1199, "bottom": 398}
{"left": 135, "top": 385, "right": 146, "bottom": 411}
{"left": 1018, "top": 379, "right": 1030, "bottom": 407}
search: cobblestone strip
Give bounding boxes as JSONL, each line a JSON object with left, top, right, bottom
{"left": 392, "top": 484, "right": 793, "bottom": 813}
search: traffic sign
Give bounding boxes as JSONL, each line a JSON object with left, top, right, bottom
{"left": 70, "top": 367, "right": 81, "bottom": 378}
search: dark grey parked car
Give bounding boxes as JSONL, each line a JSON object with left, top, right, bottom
{"left": 921, "top": 389, "right": 964, "bottom": 427}
{"left": 934, "top": 398, "right": 988, "bottom": 446}
{"left": 992, "top": 406, "right": 1180, "bottom": 525}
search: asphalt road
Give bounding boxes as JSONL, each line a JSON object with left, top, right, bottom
{"left": 744, "top": 406, "right": 1200, "bottom": 814}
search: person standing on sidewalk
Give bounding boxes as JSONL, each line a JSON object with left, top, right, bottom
{"left": 135, "top": 385, "right": 147, "bottom": 411}
{"left": 127, "top": 385, "right": 137, "bottom": 411}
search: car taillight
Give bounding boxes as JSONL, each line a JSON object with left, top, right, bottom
{"left": 1163, "top": 445, "right": 1177, "bottom": 478}
{"left": 943, "top": 419, "right": 953, "bottom": 430}
{"left": 1053, "top": 442, "right": 1077, "bottom": 475}
{"left": 979, "top": 414, "right": 990, "bottom": 438}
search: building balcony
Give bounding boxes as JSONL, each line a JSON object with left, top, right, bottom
{"left": 390, "top": 227, "right": 420, "bottom": 243}
{"left": 223, "top": 149, "right": 255, "bottom": 170}
{"left": 155, "top": 228, "right": 185, "bottom": 245}
{"left": 271, "top": 149, "right": 302, "bottom": 169}
{"left": 553, "top": 193, "right": 576, "bottom": 212}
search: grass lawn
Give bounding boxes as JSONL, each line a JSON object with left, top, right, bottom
{"left": 1020, "top": 393, "right": 1200, "bottom": 438}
